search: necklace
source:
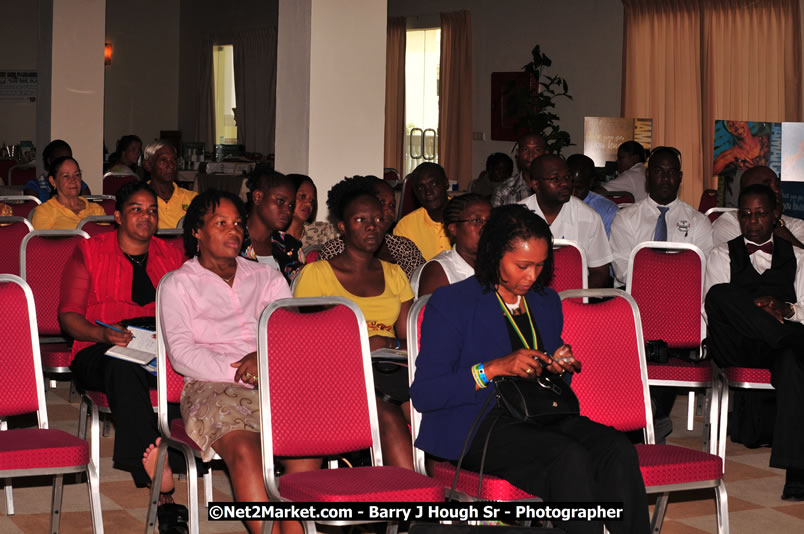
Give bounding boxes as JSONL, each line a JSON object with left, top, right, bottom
{"left": 124, "top": 252, "right": 148, "bottom": 266}
{"left": 220, "top": 271, "right": 236, "bottom": 284}
{"left": 503, "top": 295, "right": 521, "bottom": 311}
{"left": 495, "top": 291, "right": 538, "bottom": 350}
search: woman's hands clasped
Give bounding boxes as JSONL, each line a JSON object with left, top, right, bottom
{"left": 483, "top": 344, "right": 581, "bottom": 381}
{"left": 231, "top": 352, "right": 259, "bottom": 386}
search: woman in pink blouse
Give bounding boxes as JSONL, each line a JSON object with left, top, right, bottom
{"left": 157, "top": 190, "right": 314, "bottom": 534}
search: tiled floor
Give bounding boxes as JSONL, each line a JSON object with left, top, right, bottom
{"left": 2, "top": 383, "right": 803, "bottom": 533}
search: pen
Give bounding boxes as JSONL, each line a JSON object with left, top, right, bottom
{"left": 95, "top": 320, "right": 128, "bottom": 334}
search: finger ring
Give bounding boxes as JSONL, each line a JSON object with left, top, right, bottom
{"left": 253, "top": 375, "right": 259, "bottom": 381}
{"left": 244, "top": 372, "right": 253, "bottom": 380}
{"left": 526, "top": 368, "right": 533, "bottom": 374}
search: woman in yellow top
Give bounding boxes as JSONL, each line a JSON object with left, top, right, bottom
{"left": 31, "top": 156, "right": 105, "bottom": 230}
{"left": 294, "top": 178, "right": 414, "bottom": 469}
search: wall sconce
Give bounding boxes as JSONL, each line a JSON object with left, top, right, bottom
{"left": 104, "top": 42, "right": 113, "bottom": 66}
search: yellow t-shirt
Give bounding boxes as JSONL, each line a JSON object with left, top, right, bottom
{"left": 155, "top": 182, "right": 197, "bottom": 229}
{"left": 293, "top": 260, "right": 414, "bottom": 337}
{"left": 393, "top": 207, "right": 450, "bottom": 261}
{"left": 31, "top": 196, "right": 106, "bottom": 230}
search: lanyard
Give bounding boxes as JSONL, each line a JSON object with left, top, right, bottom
{"left": 495, "top": 291, "right": 538, "bottom": 351}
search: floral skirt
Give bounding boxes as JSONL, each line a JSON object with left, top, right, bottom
{"left": 180, "top": 380, "right": 260, "bottom": 462}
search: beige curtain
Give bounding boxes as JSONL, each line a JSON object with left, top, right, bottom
{"left": 197, "top": 36, "right": 216, "bottom": 152}
{"left": 622, "top": 0, "right": 801, "bottom": 206}
{"left": 439, "top": 11, "right": 473, "bottom": 189}
{"left": 233, "top": 28, "right": 278, "bottom": 156}
{"left": 384, "top": 17, "right": 406, "bottom": 174}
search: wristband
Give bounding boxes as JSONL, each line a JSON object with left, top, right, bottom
{"left": 477, "top": 363, "right": 490, "bottom": 386}
{"left": 471, "top": 363, "right": 488, "bottom": 389}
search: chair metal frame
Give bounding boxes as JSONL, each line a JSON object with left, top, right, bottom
{"left": 0, "top": 216, "right": 33, "bottom": 276}
{"left": 77, "top": 215, "right": 116, "bottom": 235}
{"left": 560, "top": 289, "right": 729, "bottom": 534}
{"left": 0, "top": 274, "right": 103, "bottom": 533}
{"left": 704, "top": 207, "right": 737, "bottom": 223}
{"left": 551, "top": 238, "right": 588, "bottom": 292}
{"left": 0, "top": 195, "right": 42, "bottom": 220}
{"left": 7, "top": 163, "right": 36, "bottom": 186}
{"left": 625, "top": 241, "right": 717, "bottom": 444}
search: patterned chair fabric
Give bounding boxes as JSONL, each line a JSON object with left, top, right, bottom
{"left": 0, "top": 217, "right": 32, "bottom": 276}
{"left": 549, "top": 239, "right": 588, "bottom": 293}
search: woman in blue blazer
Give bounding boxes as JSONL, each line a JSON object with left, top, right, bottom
{"left": 410, "top": 204, "right": 648, "bottom": 534}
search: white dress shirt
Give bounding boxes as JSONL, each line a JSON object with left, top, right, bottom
{"left": 610, "top": 196, "right": 714, "bottom": 285}
{"left": 603, "top": 163, "right": 648, "bottom": 202}
{"left": 712, "top": 211, "right": 804, "bottom": 247}
{"left": 412, "top": 245, "right": 475, "bottom": 298}
{"left": 520, "top": 194, "right": 613, "bottom": 268}
{"left": 704, "top": 237, "right": 804, "bottom": 323}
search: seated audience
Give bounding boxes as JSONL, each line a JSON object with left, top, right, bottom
{"left": 520, "top": 154, "right": 613, "bottom": 288}
{"left": 60, "top": 182, "right": 184, "bottom": 496}
{"left": 568, "top": 153, "right": 618, "bottom": 237}
{"left": 159, "top": 190, "right": 314, "bottom": 534}
{"left": 416, "top": 193, "right": 491, "bottom": 297}
{"left": 602, "top": 140, "right": 648, "bottom": 202}
{"left": 713, "top": 166, "right": 804, "bottom": 248}
{"left": 242, "top": 166, "right": 304, "bottom": 283}
{"left": 410, "top": 204, "right": 649, "bottom": 534}
{"left": 295, "top": 179, "right": 415, "bottom": 469}
{"left": 393, "top": 162, "right": 451, "bottom": 260}
{"left": 321, "top": 175, "right": 425, "bottom": 278}
{"left": 704, "top": 184, "right": 804, "bottom": 501}
{"left": 24, "top": 139, "right": 90, "bottom": 201}
{"left": 470, "top": 152, "right": 513, "bottom": 199}
{"left": 491, "top": 133, "right": 546, "bottom": 206}
{"left": 144, "top": 141, "right": 197, "bottom": 229}
{"left": 107, "top": 134, "right": 144, "bottom": 179}
{"left": 609, "top": 146, "right": 713, "bottom": 286}
{"left": 31, "top": 156, "right": 105, "bottom": 229}
{"left": 285, "top": 173, "right": 337, "bottom": 248}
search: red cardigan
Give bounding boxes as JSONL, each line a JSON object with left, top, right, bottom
{"left": 60, "top": 231, "right": 184, "bottom": 363}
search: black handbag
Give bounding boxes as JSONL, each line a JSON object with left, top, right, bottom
{"left": 493, "top": 373, "right": 580, "bottom": 424}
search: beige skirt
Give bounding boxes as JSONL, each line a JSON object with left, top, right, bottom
{"left": 180, "top": 380, "right": 261, "bottom": 462}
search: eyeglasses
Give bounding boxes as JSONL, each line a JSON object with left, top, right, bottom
{"left": 455, "top": 217, "right": 489, "bottom": 226}
{"left": 738, "top": 209, "right": 773, "bottom": 219}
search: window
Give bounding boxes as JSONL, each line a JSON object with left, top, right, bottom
{"left": 404, "top": 28, "right": 440, "bottom": 176}
{"left": 213, "top": 45, "right": 237, "bottom": 144}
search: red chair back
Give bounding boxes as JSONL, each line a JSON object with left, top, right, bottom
{"left": 77, "top": 216, "right": 116, "bottom": 237}
{"left": 0, "top": 159, "right": 16, "bottom": 183}
{"left": 0, "top": 276, "right": 44, "bottom": 417}
{"left": 262, "top": 299, "right": 373, "bottom": 457}
{"left": 602, "top": 190, "right": 635, "bottom": 206}
{"left": 398, "top": 174, "right": 419, "bottom": 219}
{"left": 698, "top": 189, "right": 718, "bottom": 214}
{"left": 560, "top": 290, "right": 650, "bottom": 434}
{"left": 103, "top": 174, "right": 137, "bottom": 196}
{"left": 0, "top": 196, "right": 41, "bottom": 219}
{"left": 304, "top": 245, "right": 321, "bottom": 263}
{"left": 383, "top": 168, "right": 400, "bottom": 182}
{"left": 21, "top": 230, "right": 89, "bottom": 336}
{"left": 549, "top": 239, "right": 587, "bottom": 292}
{"left": 8, "top": 165, "right": 36, "bottom": 186}
{"left": 704, "top": 207, "right": 736, "bottom": 223}
{"left": 627, "top": 242, "right": 704, "bottom": 349}
{"left": 0, "top": 217, "right": 33, "bottom": 275}
{"left": 86, "top": 196, "right": 116, "bottom": 216}
{"left": 156, "top": 230, "right": 186, "bottom": 259}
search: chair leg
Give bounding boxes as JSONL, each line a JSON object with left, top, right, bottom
{"left": 687, "top": 390, "right": 695, "bottom": 431}
{"left": 90, "top": 402, "right": 101, "bottom": 474}
{"left": 145, "top": 441, "right": 169, "bottom": 534}
{"left": 203, "top": 468, "right": 213, "bottom": 507}
{"left": 186, "top": 452, "right": 200, "bottom": 534}
{"left": 50, "top": 474, "right": 65, "bottom": 534}
{"left": 86, "top": 462, "right": 104, "bottom": 533}
{"left": 718, "top": 378, "right": 730, "bottom": 472}
{"left": 715, "top": 481, "right": 730, "bottom": 534}
{"left": 650, "top": 492, "right": 669, "bottom": 534}
{"left": 102, "top": 418, "right": 112, "bottom": 438}
{"left": 68, "top": 381, "right": 78, "bottom": 403}
{"left": 1, "top": 420, "right": 13, "bottom": 515}
{"left": 77, "top": 396, "right": 89, "bottom": 441}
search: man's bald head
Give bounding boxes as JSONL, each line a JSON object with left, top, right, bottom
{"left": 530, "top": 154, "right": 565, "bottom": 181}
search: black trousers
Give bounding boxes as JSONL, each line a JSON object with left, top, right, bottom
{"left": 705, "top": 283, "right": 804, "bottom": 469}
{"left": 460, "top": 405, "right": 650, "bottom": 534}
{"left": 71, "top": 343, "right": 184, "bottom": 486}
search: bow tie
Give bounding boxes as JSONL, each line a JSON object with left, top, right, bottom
{"left": 746, "top": 241, "right": 773, "bottom": 255}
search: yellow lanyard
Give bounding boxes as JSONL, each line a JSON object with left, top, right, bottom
{"left": 496, "top": 292, "right": 538, "bottom": 351}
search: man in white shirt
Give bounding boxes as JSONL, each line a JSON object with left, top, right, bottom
{"left": 704, "top": 184, "right": 804, "bottom": 501}
{"left": 602, "top": 141, "right": 648, "bottom": 202}
{"left": 712, "top": 165, "right": 804, "bottom": 248}
{"left": 520, "top": 154, "right": 613, "bottom": 288}
{"left": 491, "top": 133, "right": 546, "bottom": 206}
{"left": 609, "top": 147, "right": 713, "bottom": 286}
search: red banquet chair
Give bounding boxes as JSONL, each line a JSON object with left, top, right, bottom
{"left": 257, "top": 296, "right": 443, "bottom": 534}
{"left": 0, "top": 216, "right": 33, "bottom": 275}
{"left": 8, "top": 164, "right": 36, "bottom": 186}
{"left": 699, "top": 189, "right": 718, "bottom": 214}
{"left": 549, "top": 238, "right": 588, "bottom": 293}
{"left": 0, "top": 275, "right": 103, "bottom": 532}
{"left": 705, "top": 206, "right": 737, "bottom": 223}
{"left": 626, "top": 242, "right": 718, "bottom": 449}
{"left": 601, "top": 190, "right": 635, "bottom": 207}
{"left": 156, "top": 228, "right": 187, "bottom": 259}
{"left": 407, "top": 296, "right": 540, "bottom": 503}
{"left": 85, "top": 194, "right": 116, "bottom": 216}
{"left": 102, "top": 172, "right": 137, "bottom": 196}
{"left": 0, "top": 195, "right": 41, "bottom": 219}
{"left": 560, "top": 289, "right": 728, "bottom": 534}
{"left": 0, "top": 158, "right": 16, "bottom": 183}
{"left": 77, "top": 215, "right": 117, "bottom": 237}
{"left": 398, "top": 173, "right": 419, "bottom": 220}
{"left": 21, "top": 230, "right": 89, "bottom": 386}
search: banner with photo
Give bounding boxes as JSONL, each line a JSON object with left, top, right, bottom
{"left": 713, "top": 119, "right": 804, "bottom": 218}
{"left": 583, "top": 117, "right": 653, "bottom": 167}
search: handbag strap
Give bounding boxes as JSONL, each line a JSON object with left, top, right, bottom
{"left": 448, "top": 391, "right": 496, "bottom": 502}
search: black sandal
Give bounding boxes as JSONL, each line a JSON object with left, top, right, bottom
{"left": 157, "top": 502, "right": 189, "bottom": 534}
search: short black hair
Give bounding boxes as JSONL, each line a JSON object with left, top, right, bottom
{"left": 287, "top": 173, "right": 318, "bottom": 222}
{"left": 618, "top": 141, "right": 646, "bottom": 162}
{"left": 327, "top": 175, "right": 382, "bottom": 222}
{"left": 475, "top": 204, "right": 554, "bottom": 293}
{"left": 183, "top": 189, "right": 247, "bottom": 258}
{"left": 110, "top": 135, "right": 142, "bottom": 165}
{"left": 412, "top": 162, "right": 447, "bottom": 184}
{"left": 443, "top": 193, "right": 490, "bottom": 226}
{"left": 43, "top": 139, "right": 72, "bottom": 170}
{"left": 739, "top": 183, "right": 776, "bottom": 212}
{"left": 247, "top": 165, "right": 296, "bottom": 194}
{"left": 115, "top": 181, "right": 157, "bottom": 212}
{"left": 486, "top": 152, "right": 514, "bottom": 174}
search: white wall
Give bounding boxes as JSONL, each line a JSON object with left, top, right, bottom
{"left": 388, "top": 0, "right": 624, "bottom": 178}
{"left": 104, "top": 0, "right": 180, "bottom": 151}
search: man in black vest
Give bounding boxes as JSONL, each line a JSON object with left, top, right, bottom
{"left": 704, "top": 183, "right": 804, "bottom": 500}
